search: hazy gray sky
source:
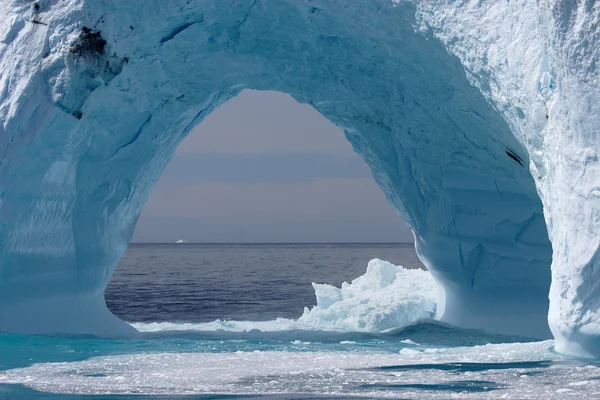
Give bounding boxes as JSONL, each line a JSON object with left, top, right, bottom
{"left": 132, "top": 90, "right": 413, "bottom": 243}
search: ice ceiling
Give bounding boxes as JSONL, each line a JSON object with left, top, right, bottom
{"left": 0, "top": 0, "right": 599, "bottom": 357}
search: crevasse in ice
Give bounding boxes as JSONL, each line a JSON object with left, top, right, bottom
{"left": 0, "top": 0, "right": 598, "bottom": 357}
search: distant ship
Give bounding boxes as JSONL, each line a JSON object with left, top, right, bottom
{"left": 175, "top": 239, "right": 188, "bottom": 244}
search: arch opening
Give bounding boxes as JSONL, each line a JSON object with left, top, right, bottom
{"left": 106, "top": 89, "right": 419, "bottom": 327}
{"left": 0, "top": 0, "right": 552, "bottom": 340}
{"left": 130, "top": 89, "right": 411, "bottom": 244}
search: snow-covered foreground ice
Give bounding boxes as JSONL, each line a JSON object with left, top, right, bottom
{"left": 134, "top": 259, "right": 436, "bottom": 334}
{"left": 2, "top": 340, "right": 600, "bottom": 399}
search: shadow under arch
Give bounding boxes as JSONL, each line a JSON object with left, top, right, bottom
{"left": 0, "top": 0, "right": 551, "bottom": 339}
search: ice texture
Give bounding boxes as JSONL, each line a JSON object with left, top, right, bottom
{"left": 2, "top": 340, "right": 596, "bottom": 399}
{"left": 0, "top": 0, "right": 598, "bottom": 356}
{"left": 297, "top": 259, "right": 436, "bottom": 332}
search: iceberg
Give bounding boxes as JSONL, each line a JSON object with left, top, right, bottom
{"left": 0, "top": 0, "right": 598, "bottom": 357}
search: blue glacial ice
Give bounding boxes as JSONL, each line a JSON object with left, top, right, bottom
{"left": 0, "top": 0, "right": 599, "bottom": 357}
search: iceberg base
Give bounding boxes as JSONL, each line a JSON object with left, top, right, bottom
{"left": 434, "top": 280, "right": 551, "bottom": 339}
{"left": 553, "top": 325, "right": 600, "bottom": 359}
{"left": 0, "top": 295, "right": 137, "bottom": 337}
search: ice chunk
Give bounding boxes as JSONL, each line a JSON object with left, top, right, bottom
{"left": 296, "top": 259, "right": 436, "bottom": 332}
{"left": 311, "top": 283, "right": 341, "bottom": 309}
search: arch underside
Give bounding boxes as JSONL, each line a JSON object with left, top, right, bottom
{"left": 0, "top": 1, "right": 551, "bottom": 339}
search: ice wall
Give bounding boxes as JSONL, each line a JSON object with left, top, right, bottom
{"left": 414, "top": 0, "right": 600, "bottom": 357}
{"left": 0, "top": 0, "right": 596, "bottom": 355}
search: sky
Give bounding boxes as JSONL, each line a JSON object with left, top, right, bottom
{"left": 132, "top": 90, "right": 413, "bottom": 243}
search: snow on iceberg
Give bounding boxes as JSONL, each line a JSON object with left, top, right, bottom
{"left": 0, "top": 0, "right": 598, "bottom": 357}
{"left": 133, "top": 259, "right": 436, "bottom": 333}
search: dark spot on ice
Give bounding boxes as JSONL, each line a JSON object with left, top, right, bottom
{"left": 362, "top": 380, "right": 503, "bottom": 392}
{"left": 506, "top": 149, "right": 524, "bottom": 167}
{"left": 29, "top": 19, "right": 47, "bottom": 26}
{"left": 160, "top": 22, "right": 196, "bottom": 43}
{"left": 70, "top": 27, "right": 107, "bottom": 59}
{"left": 373, "top": 360, "right": 554, "bottom": 372}
{"left": 72, "top": 110, "right": 83, "bottom": 119}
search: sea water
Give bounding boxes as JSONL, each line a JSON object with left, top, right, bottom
{"left": 0, "top": 243, "right": 599, "bottom": 399}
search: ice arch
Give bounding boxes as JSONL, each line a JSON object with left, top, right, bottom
{"left": 0, "top": 0, "right": 599, "bottom": 357}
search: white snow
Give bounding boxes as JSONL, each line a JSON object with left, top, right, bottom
{"left": 2, "top": 340, "right": 597, "bottom": 399}
{"left": 401, "top": 339, "right": 419, "bottom": 345}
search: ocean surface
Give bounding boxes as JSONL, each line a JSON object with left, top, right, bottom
{"left": 1, "top": 243, "right": 599, "bottom": 399}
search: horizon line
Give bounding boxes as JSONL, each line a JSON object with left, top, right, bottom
{"left": 129, "top": 241, "right": 415, "bottom": 245}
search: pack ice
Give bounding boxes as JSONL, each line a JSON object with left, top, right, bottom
{"left": 0, "top": 0, "right": 598, "bottom": 357}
